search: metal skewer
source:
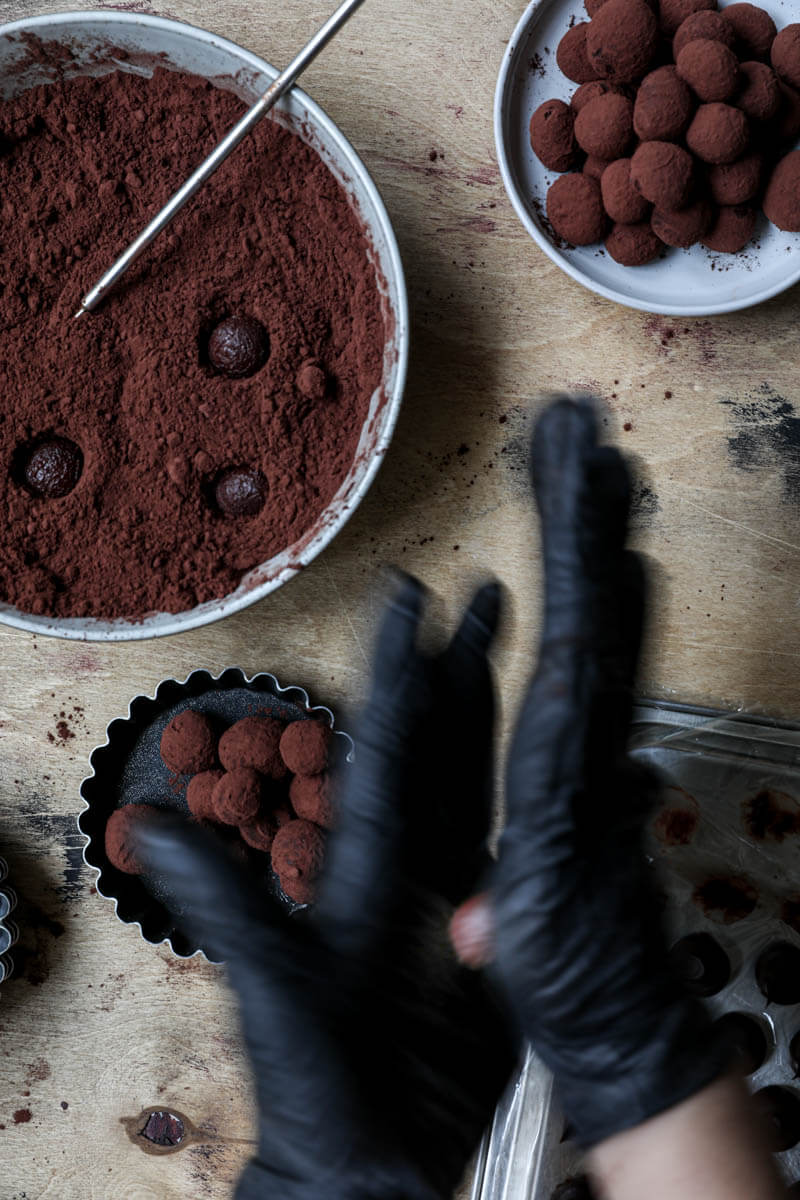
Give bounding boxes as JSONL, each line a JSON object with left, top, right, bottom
{"left": 74, "top": 0, "right": 367, "bottom": 319}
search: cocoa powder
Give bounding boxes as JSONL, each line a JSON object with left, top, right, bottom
{"left": 0, "top": 65, "right": 386, "bottom": 618}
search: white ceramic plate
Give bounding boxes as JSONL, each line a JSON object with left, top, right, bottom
{"left": 495, "top": 0, "right": 800, "bottom": 315}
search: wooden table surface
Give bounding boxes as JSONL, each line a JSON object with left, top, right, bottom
{"left": 2, "top": 0, "right": 800, "bottom": 1196}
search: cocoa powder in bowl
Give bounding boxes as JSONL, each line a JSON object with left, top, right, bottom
{"left": 0, "top": 67, "right": 386, "bottom": 620}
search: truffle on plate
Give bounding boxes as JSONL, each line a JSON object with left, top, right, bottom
{"left": 586, "top": 0, "right": 659, "bottom": 83}
{"left": 722, "top": 3, "right": 776, "bottom": 62}
{"left": 772, "top": 25, "right": 800, "bottom": 90}
{"left": 289, "top": 773, "right": 336, "bottom": 829}
{"left": 763, "top": 149, "right": 800, "bottom": 230}
{"left": 570, "top": 80, "right": 624, "bottom": 113}
{"left": 546, "top": 173, "right": 608, "bottom": 244}
{"left": 160, "top": 709, "right": 217, "bottom": 775}
{"left": 218, "top": 715, "right": 287, "bottom": 779}
{"left": 673, "top": 10, "right": 736, "bottom": 57}
{"left": 633, "top": 66, "right": 695, "bottom": 141}
{"left": 105, "top": 804, "right": 159, "bottom": 875}
{"left": 212, "top": 767, "right": 263, "bottom": 825}
{"left": 271, "top": 819, "right": 326, "bottom": 905}
{"left": 601, "top": 157, "right": 652, "bottom": 222}
{"left": 686, "top": 102, "right": 749, "bottom": 163}
{"left": 280, "top": 719, "right": 333, "bottom": 777}
{"left": 574, "top": 92, "right": 634, "bottom": 159}
{"left": 659, "top": 0, "right": 715, "bottom": 39}
{"left": 707, "top": 152, "right": 762, "bottom": 203}
{"left": 557, "top": 23, "right": 599, "bottom": 84}
{"left": 186, "top": 769, "right": 224, "bottom": 823}
{"left": 735, "top": 60, "right": 780, "bottom": 120}
{"left": 676, "top": 39, "right": 740, "bottom": 103}
{"left": 630, "top": 140, "right": 694, "bottom": 208}
{"left": 605, "top": 220, "right": 664, "bottom": 264}
{"left": 239, "top": 811, "right": 278, "bottom": 852}
{"left": 530, "top": 99, "right": 578, "bottom": 172}
{"left": 651, "top": 197, "right": 714, "bottom": 246}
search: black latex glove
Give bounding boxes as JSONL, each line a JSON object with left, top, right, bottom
{"left": 136, "top": 577, "right": 515, "bottom": 1200}
{"left": 491, "top": 396, "right": 724, "bottom": 1149}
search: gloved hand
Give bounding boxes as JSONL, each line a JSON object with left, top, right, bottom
{"left": 136, "top": 577, "right": 515, "bottom": 1200}
{"left": 491, "top": 396, "right": 725, "bottom": 1149}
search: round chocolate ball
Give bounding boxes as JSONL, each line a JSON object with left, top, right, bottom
{"left": 601, "top": 157, "right": 652, "bottom": 221}
{"left": 219, "top": 715, "right": 287, "bottom": 780}
{"left": 214, "top": 467, "right": 268, "bottom": 518}
{"left": 764, "top": 150, "right": 800, "bottom": 230}
{"left": 658, "top": 0, "right": 715, "bottom": 39}
{"left": 557, "top": 23, "right": 599, "bottom": 84}
{"left": 736, "top": 60, "right": 780, "bottom": 120}
{"left": 289, "top": 773, "right": 336, "bottom": 830}
{"left": 574, "top": 92, "right": 634, "bottom": 158}
{"left": 722, "top": 3, "right": 776, "bottom": 61}
{"left": 772, "top": 25, "right": 800, "bottom": 90}
{"left": 707, "top": 152, "right": 762, "bottom": 204}
{"left": 239, "top": 811, "right": 278, "bottom": 853}
{"left": 186, "top": 769, "right": 224, "bottom": 823}
{"left": 667, "top": 932, "right": 731, "bottom": 996}
{"left": 208, "top": 315, "right": 269, "bottom": 378}
{"left": 775, "top": 81, "right": 800, "bottom": 142}
{"left": 605, "top": 220, "right": 664, "bottom": 264}
{"left": 634, "top": 65, "right": 695, "bottom": 141}
{"left": 160, "top": 709, "right": 217, "bottom": 775}
{"left": 631, "top": 140, "right": 694, "bottom": 208}
{"left": 22, "top": 437, "right": 83, "bottom": 499}
{"left": 530, "top": 99, "right": 578, "bottom": 172}
{"left": 754, "top": 1087, "right": 800, "bottom": 1152}
{"left": 686, "top": 102, "right": 749, "bottom": 163}
{"left": 673, "top": 10, "right": 736, "bottom": 57}
{"left": 570, "top": 80, "right": 625, "bottom": 113}
{"left": 280, "top": 719, "right": 333, "bottom": 777}
{"left": 296, "top": 360, "right": 327, "bottom": 401}
{"left": 586, "top": 0, "right": 659, "bottom": 83}
{"left": 546, "top": 173, "right": 608, "bottom": 244}
{"left": 652, "top": 197, "right": 714, "bottom": 246}
{"left": 702, "top": 203, "right": 757, "bottom": 251}
{"left": 676, "top": 39, "right": 740, "bottom": 103}
{"left": 271, "top": 818, "right": 326, "bottom": 905}
{"left": 756, "top": 940, "right": 800, "bottom": 1004}
{"left": 212, "top": 767, "right": 263, "bottom": 826}
{"left": 714, "top": 1012, "right": 768, "bottom": 1076}
{"left": 583, "top": 154, "right": 614, "bottom": 179}
{"left": 105, "top": 804, "right": 158, "bottom": 875}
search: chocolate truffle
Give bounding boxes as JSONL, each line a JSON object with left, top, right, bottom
{"left": 239, "top": 811, "right": 278, "bottom": 852}
{"left": 601, "top": 157, "right": 652, "bottom": 221}
{"left": 105, "top": 804, "right": 158, "bottom": 875}
{"left": 676, "top": 40, "right": 740, "bottom": 102}
{"left": 736, "top": 60, "right": 780, "bottom": 120}
{"left": 673, "top": 10, "right": 736, "bottom": 57}
{"left": 186, "top": 769, "right": 224, "bottom": 823}
{"left": 764, "top": 150, "right": 800, "bottom": 230}
{"left": 586, "top": 0, "right": 607, "bottom": 15}
{"left": 271, "top": 819, "right": 325, "bottom": 905}
{"left": 652, "top": 197, "right": 714, "bottom": 246}
{"left": 279, "top": 719, "right": 333, "bottom": 776}
{"left": 212, "top": 767, "right": 263, "bottom": 825}
{"left": 686, "top": 102, "right": 749, "bottom": 163}
{"left": 722, "top": 3, "right": 776, "bottom": 61}
{"left": 530, "top": 99, "right": 579, "bottom": 172}
{"left": 634, "top": 66, "right": 695, "bottom": 141}
{"left": 606, "top": 220, "right": 664, "bottom": 263}
{"left": 214, "top": 467, "right": 268, "bottom": 518}
{"left": 22, "top": 437, "right": 83, "bottom": 499}
{"left": 160, "top": 709, "right": 217, "bottom": 775}
{"left": 208, "top": 315, "right": 269, "bottom": 378}
{"left": 659, "top": 0, "right": 715, "bottom": 38}
{"left": 571, "top": 80, "right": 624, "bottom": 113}
{"left": 707, "top": 152, "right": 762, "bottom": 203}
{"left": 772, "top": 25, "right": 800, "bottom": 89}
{"left": 557, "top": 23, "right": 599, "bottom": 84}
{"left": 551, "top": 1178, "right": 596, "bottom": 1200}
{"left": 714, "top": 1012, "right": 768, "bottom": 1075}
{"left": 756, "top": 940, "right": 800, "bottom": 1003}
{"left": 583, "top": 154, "right": 614, "bottom": 179}
{"left": 754, "top": 1087, "right": 800, "bottom": 1152}
{"left": 631, "top": 140, "right": 694, "bottom": 207}
{"left": 289, "top": 772, "right": 336, "bottom": 829}
{"left": 775, "top": 82, "right": 800, "bottom": 142}
{"left": 667, "top": 932, "right": 731, "bottom": 996}
{"left": 546, "top": 173, "right": 608, "bottom": 244}
{"left": 586, "top": 0, "right": 659, "bottom": 82}
{"left": 218, "top": 715, "right": 287, "bottom": 780}
{"left": 575, "top": 92, "right": 634, "bottom": 158}
{"left": 296, "top": 360, "right": 327, "bottom": 401}
{"left": 702, "top": 203, "right": 757, "bottom": 251}
{"left": 449, "top": 893, "right": 494, "bottom": 969}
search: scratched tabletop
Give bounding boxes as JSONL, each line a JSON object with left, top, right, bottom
{"left": 2, "top": 1, "right": 800, "bottom": 1197}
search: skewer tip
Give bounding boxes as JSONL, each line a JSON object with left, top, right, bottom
{"left": 73, "top": 304, "right": 88, "bottom": 320}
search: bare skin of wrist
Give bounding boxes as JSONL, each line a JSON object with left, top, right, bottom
{"left": 588, "top": 1074, "right": 787, "bottom": 1200}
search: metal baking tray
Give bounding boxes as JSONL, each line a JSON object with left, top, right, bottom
{"left": 473, "top": 699, "right": 800, "bottom": 1200}
{"left": 0, "top": 855, "right": 18, "bottom": 985}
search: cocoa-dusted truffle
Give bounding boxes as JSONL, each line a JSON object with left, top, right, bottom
{"left": 686, "top": 102, "right": 749, "bottom": 163}
{"left": 631, "top": 140, "right": 694, "bottom": 207}
{"left": 557, "top": 23, "right": 599, "bottom": 84}
{"left": 22, "top": 437, "right": 83, "bottom": 499}
{"left": 583, "top": 154, "right": 614, "bottom": 179}
{"left": 775, "top": 81, "right": 800, "bottom": 142}
{"left": 208, "top": 315, "right": 269, "bottom": 378}
{"left": 652, "top": 197, "right": 714, "bottom": 246}
{"left": 296, "top": 360, "right": 327, "bottom": 401}
{"left": 575, "top": 92, "right": 634, "bottom": 158}
{"left": 707, "top": 152, "right": 762, "bottom": 203}
{"left": 676, "top": 39, "right": 740, "bottom": 102}
{"left": 289, "top": 772, "right": 336, "bottom": 829}
{"left": 606, "top": 220, "right": 664, "bottom": 263}
{"left": 756, "top": 940, "right": 800, "bottom": 1004}
{"left": 714, "top": 1012, "right": 768, "bottom": 1076}
{"left": 601, "top": 157, "right": 652, "bottom": 221}
{"left": 764, "top": 150, "right": 800, "bottom": 229}
{"left": 186, "top": 769, "right": 224, "bottom": 823}
{"left": 772, "top": 25, "right": 800, "bottom": 89}
{"left": 702, "top": 202, "right": 757, "bottom": 251}
{"left": 571, "top": 80, "right": 624, "bottom": 113}
{"left": 722, "top": 3, "right": 777, "bottom": 61}
{"left": 736, "top": 60, "right": 780, "bottom": 120}
{"left": 239, "top": 811, "right": 278, "bottom": 852}
{"left": 754, "top": 1087, "right": 800, "bottom": 1152}
{"left": 271, "top": 819, "right": 325, "bottom": 905}
{"left": 212, "top": 767, "right": 263, "bottom": 825}
{"left": 659, "top": 0, "right": 715, "bottom": 38}
{"left": 586, "top": 0, "right": 607, "bottom": 15}
{"left": 214, "top": 467, "right": 268, "bottom": 518}
{"left": 586, "top": 0, "right": 659, "bottom": 83}
{"left": 673, "top": 10, "right": 736, "bottom": 57}
{"left": 280, "top": 719, "right": 332, "bottom": 776}
{"left": 160, "top": 709, "right": 217, "bottom": 775}
{"left": 105, "top": 804, "right": 158, "bottom": 875}
{"left": 218, "top": 715, "right": 287, "bottom": 779}
{"left": 546, "top": 173, "right": 608, "bottom": 244}
{"left": 530, "top": 99, "right": 578, "bottom": 172}
{"left": 634, "top": 66, "right": 695, "bottom": 141}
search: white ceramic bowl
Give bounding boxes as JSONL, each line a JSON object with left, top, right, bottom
{"left": 0, "top": 11, "right": 408, "bottom": 640}
{"left": 495, "top": 0, "right": 800, "bottom": 316}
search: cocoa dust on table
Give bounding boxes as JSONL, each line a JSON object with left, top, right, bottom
{"left": 0, "top": 64, "right": 386, "bottom": 619}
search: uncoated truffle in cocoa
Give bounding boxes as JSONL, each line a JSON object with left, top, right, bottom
{"left": 686, "top": 102, "right": 749, "bottom": 163}
{"left": 557, "top": 24, "right": 599, "bottom": 83}
{"left": 736, "top": 61, "right": 780, "bottom": 120}
{"left": 586, "top": 0, "right": 659, "bottom": 83}
{"left": 218, "top": 716, "right": 287, "bottom": 780}
{"left": 574, "top": 92, "right": 634, "bottom": 159}
{"left": 764, "top": 150, "right": 800, "bottom": 230}
{"left": 160, "top": 709, "right": 217, "bottom": 775}
{"left": 651, "top": 197, "right": 714, "bottom": 246}
{"left": 631, "top": 140, "right": 694, "bottom": 208}
{"left": 659, "top": 0, "right": 715, "bottom": 38}
{"left": 772, "top": 25, "right": 800, "bottom": 90}
{"left": 634, "top": 66, "right": 695, "bottom": 141}
{"left": 601, "top": 157, "right": 652, "bottom": 222}
{"left": 673, "top": 10, "right": 736, "bottom": 57}
{"left": 707, "top": 152, "right": 762, "bottom": 204}
{"left": 546, "top": 173, "right": 608, "bottom": 244}
{"left": 606, "top": 221, "right": 664, "bottom": 264}
{"left": 702, "top": 203, "right": 757, "bottom": 251}
{"left": 530, "top": 99, "right": 578, "bottom": 172}
{"left": 722, "top": 3, "right": 776, "bottom": 61}
{"left": 676, "top": 40, "right": 740, "bottom": 103}
{"left": 280, "top": 719, "right": 332, "bottom": 777}
{"left": 271, "top": 819, "right": 326, "bottom": 905}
